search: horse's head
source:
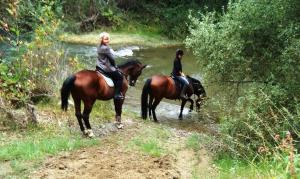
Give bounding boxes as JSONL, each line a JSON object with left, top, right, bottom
{"left": 118, "top": 59, "right": 147, "bottom": 86}
{"left": 187, "top": 76, "right": 206, "bottom": 97}
{"left": 187, "top": 76, "right": 207, "bottom": 111}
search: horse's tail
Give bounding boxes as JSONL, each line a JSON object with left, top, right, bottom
{"left": 141, "top": 78, "right": 152, "bottom": 119}
{"left": 61, "top": 75, "right": 76, "bottom": 111}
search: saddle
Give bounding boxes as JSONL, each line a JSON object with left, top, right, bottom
{"left": 96, "top": 71, "right": 114, "bottom": 87}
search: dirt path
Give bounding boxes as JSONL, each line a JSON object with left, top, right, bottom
{"left": 31, "top": 116, "right": 217, "bottom": 179}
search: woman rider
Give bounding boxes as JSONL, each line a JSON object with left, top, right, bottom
{"left": 96, "top": 32, "right": 124, "bottom": 100}
{"left": 172, "top": 49, "right": 190, "bottom": 99}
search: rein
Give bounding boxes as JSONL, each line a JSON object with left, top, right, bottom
{"left": 117, "top": 69, "right": 127, "bottom": 77}
{"left": 118, "top": 68, "right": 129, "bottom": 81}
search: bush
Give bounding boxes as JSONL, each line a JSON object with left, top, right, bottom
{"left": 0, "top": 0, "right": 78, "bottom": 105}
{"left": 221, "top": 87, "right": 300, "bottom": 158}
{"left": 186, "top": 0, "right": 300, "bottom": 159}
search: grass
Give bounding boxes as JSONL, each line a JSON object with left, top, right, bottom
{"left": 0, "top": 132, "right": 98, "bottom": 161}
{"left": 59, "top": 31, "right": 182, "bottom": 47}
{"left": 214, "top": 154, "right": 299, "bottom": 179}
{"left": 131, "top": 138, "right": 163, "bottom": 157}
{"left": 89, "top": 100, "right": 115, "bottom": 123}
{"left": 128, "top": 123, "right": 171, "bottom": 157}
{"left": 36, "top": 97, "right": 115, "bottom": 124}
{"left": 192, "top": 166, "right": 201, "bottom": 179}
{"left": 0, "top": 119, "right": 100, "bottom": 178}
{"left": 186, "top": 133, "right": 202, "bottom": 151}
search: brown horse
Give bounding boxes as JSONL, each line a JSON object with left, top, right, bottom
{"left": 141, "top": 75, "right": 206, "bottom": 122}
{"left": 61, "top": 60, "right": 146, "bottom": 137}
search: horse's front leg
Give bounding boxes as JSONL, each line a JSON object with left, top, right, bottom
{"left": 82, "top": 99, "right": 96, "bottom": 138}
{"left": 114, "top": 98, "right": 124, "bottom": 129}
{"left": 196, "top": 98, "right": 201, "bottom": 112}
{"left": 188, "top": 98, "right": 194, "bottom": 112}
{"left": 179, "top": 99, "right": 187, "bottom": 120}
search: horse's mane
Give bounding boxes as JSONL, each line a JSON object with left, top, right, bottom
{"left": 187, "top": 75, "right": 201, "bottom": 84}
{"left": 117, "top": 59, "right": 141, "bottom": 68}
{"left": 187, "top": 75, "right": 206, "bottom": 96}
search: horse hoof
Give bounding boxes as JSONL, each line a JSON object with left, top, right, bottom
{"left": 85, "top": 129, "right": 94, "bottom": 138}
{"left": 178, "top": 117, "right": 183, "bottom": 120}
{"left": 83, "top": 130, "right": 88, "bottom": 135}
{"left": 115, "top": 122, "right": 124, "bottom": 129}
{"left": 88, "top": 133, "right": 95, "bottom": 138}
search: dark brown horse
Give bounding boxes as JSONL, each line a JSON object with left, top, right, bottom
{"left": 61, "top": 60, "right": 146, "bottom": 137}
{"left": 141, "top": 75, "right": 206, "bottom": 122}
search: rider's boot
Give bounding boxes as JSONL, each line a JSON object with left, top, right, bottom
{"left": 114, "top": 85, "right": 124, "bottom": 100}
{"left": 180, "top": 85, "right": 188, "bottom": 99}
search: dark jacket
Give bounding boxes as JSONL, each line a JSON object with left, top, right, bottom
{"left": 172, "top": 57, "right": 182, "bottom": 76}
{"left": 97, "top": 44, "right": 117, "bottom": 72}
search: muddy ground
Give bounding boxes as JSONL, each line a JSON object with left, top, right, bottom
{"left": 31, "top": 114, "right": 218, "bottom": 179}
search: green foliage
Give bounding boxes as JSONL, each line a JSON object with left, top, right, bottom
{"left": 0, "top": 0, "right": 62, "bottom": 33}
{"left": 0, "top": 63, "right": 31, "bottom": 104}
{"left": 186, "top": 0, "right": 300, "bottom": 85}
{"left": 60, "top": 0, "right": 228, "bottom": 38}
{"left": 221, "top": 89, "right": 300, "bottom": 158}
{"left": 216, "top": 153, "right": 300, "bottom": 178}
{"left": 62, "top": 0, "right": 124, "bottom": 32}
{"left": 124, "top": 0, "right": 228, "bottom": 39}
{"left": 0, "top": 0, "right": 78, "bottom": 105}
{"left": 186, "top": 0, "right": 300, "bottom": 162}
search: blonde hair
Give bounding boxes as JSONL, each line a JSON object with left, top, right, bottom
{"left": 99, "top": 32, "right": 110, "bottom": 41}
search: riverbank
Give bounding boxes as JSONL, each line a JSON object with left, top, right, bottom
{"left": 1, "top": 98, "right": 217, "bottom": 178}
{"left": 0, "top": 97, "right": 288, "bottom": 178}
{"left": 59, "top": 31, "right": 182, "bottom": 47}
{"left": 30, "top": 118, "right": 217, "bottom": 178}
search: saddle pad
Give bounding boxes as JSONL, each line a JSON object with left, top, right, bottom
{"left": 97, "top": 72, "right": 114, "bottom": 87}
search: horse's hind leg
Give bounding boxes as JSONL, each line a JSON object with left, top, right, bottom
{"left": 82, "top": 99, "right": 96, "bottom": 137}
{"left": 179, "top": 99, "right": 187, "bottom": 120}
{"left": 74, "top": 97, "right": 85, "bottom": 133}
{"left": 151, "top": 98, "right": 161, "bottom": 122}
{"left": 149, "top": 95, "right": 153, "bottom": 118}
{"left": 188, "top": 98, "right": 194, "bottom": 112}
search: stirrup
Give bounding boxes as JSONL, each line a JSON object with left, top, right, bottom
{"left": 114, "top": 94, "right": 124, "bottom": 100}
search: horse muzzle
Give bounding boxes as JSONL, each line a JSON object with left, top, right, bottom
{"left": 196, "top": 95, "right": 208, "bottom": 111}
{"left": 129, "top": 80, "right": 136, "bottom": 86}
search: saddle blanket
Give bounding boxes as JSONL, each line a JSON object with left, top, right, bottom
{"left": 97, "top": 72, "right": 114, "bottom": 87}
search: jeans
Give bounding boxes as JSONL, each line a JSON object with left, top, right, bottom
{"left": 175, "top": 76, "right": 189, "bottom": 86}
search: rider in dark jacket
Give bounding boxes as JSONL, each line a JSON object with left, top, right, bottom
{"left": 172, "top": 49, "right": 190, "bottom": 99}
{"left": 96, "top": 32, "right": 124, "bottom": 100}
